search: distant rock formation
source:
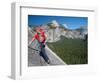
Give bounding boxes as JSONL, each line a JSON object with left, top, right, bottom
{"left": 28, "top": 20, "right": 88, "bottom": 43}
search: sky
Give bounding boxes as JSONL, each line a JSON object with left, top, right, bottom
{"left": 28, "top": 15, "right": 88, "bottom": 30}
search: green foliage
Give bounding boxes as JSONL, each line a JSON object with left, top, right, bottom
{"left": 47, "top": 36, "right": 88, "bottom": 65}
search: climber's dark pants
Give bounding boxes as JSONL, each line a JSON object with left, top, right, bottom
{"left": 39, "top": 42, "right": 49, "bottom": 63}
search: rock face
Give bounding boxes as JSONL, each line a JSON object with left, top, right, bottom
{"left": 29, "top": 20, "right": 88, "bottom": 43}
{"left": 28, "top": 26, "right": 66, "bottom": 66}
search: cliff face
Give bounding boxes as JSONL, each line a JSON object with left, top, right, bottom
{"left": 28, "top": 27, "right": 65, "bottom": 66}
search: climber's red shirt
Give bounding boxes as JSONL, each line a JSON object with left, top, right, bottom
{"left": 32, "top": 32, "right": 46, "bottom": 43}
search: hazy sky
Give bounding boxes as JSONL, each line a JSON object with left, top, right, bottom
{"left": 28, "top": 15, "right": 88, "bottom": 30}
